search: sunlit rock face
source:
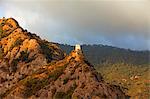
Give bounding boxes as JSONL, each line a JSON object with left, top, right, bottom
{"left": 0, "top": 18, "right": 65, "bottom": 96}
{"left": 0, "top": 18, "right": 127, "bottom": 99}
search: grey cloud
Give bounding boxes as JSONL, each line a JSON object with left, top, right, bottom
{"left": 0, "top": 0, "right": 150, "bottom": 50}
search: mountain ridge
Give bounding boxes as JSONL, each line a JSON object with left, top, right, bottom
{"left": 3, "top": 50, "right": 127, "bottom": 98}
{"left": 58, "top": 44, "right": 149, "bottom": 66}
{"left": 0, "top": 17, "right": 127, "bottom": 98}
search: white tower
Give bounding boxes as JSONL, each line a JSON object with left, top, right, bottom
{"left": 75, "top": 44, "right": 81, "bottom": 51}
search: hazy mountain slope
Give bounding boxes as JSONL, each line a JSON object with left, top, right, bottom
{"left": 0, "top": 18, "right": 127, "bottom": 99}
{"left": 59, "top": 44, "right": 149, "bottom": 66}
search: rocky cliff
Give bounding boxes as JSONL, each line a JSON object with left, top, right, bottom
{"left": 0, "top": 17, "right": 65, "bottom": 97}
{"left": 0, "top": 18, "right": 127, "bottom": 99}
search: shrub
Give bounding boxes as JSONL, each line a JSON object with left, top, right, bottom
{"left": 54, "top": 81, "right": 77, "bottom": 99}
{"left": 0, "top": 47, "right": 3, "bottom": 59}
{"left": 48, "top": 63, "right": 68, "bottom": 81}
{"left": 0, "top": 28, "right": 3, "bottom": 39}
{"left": 14, "top": 39, "right": 23, "bottom": 46}
{"left": 0, "top": 18, "right": 6, "bottom": 27}
{"left": 10, "top": 39, "right": 23, "bottom": 50}
{"left": 48, "top": 67, "right": 64, "bottom": 81}
{"left": 20, "top": 63, "right": 68, "bottom": 98}
{"left": 20, "top": 50, "right": 29, "bottom": 62}
{"left": 21, "top": 63, "right": 68, "bottom": 97}
{"left": 40, "top": 43, "right": 52, "bottom": 62}
{"left": 0, "top": 28, "right": 2, "bottom": 34}
{"left": 22, "top": 77, "right": 49, "bottom": 97}
{"left": 54, "top": 92, "right": 66, "bottom": 99}
{"left": 63, "top": 77, "right": 69, "bottom": 84}
{"left": 10, "top": 59, "right": 19, "bottom": 72}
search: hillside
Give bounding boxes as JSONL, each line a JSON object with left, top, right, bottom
{"left": 96, "top": 63, "right": 150, "bottom": 98}
{"left": 0, "top": 17, "right": 65, "bottom": 96}
{"left": 0, "top": 18, "right": 127, "bottom": 98}
{"left": 58, "top": 44, "right": 150, "bottom": 98}
{"left": 59, "top": 44, "right": 149, "bottom": 66}
{"left": 2, "top": 50, "right": 127, "bottom": 98}
{"left": 57, "top": 32, "right": 150, "bottom": 99}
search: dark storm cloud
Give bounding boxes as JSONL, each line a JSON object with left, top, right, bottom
{"left": 0, "top": 0, "right": 150, "bottom": 50}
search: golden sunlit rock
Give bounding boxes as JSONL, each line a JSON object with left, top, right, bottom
{"left": 0, "top": 18, "right": 127, "bottom": 99}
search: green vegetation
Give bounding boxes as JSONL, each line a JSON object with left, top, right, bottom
{"left": 9, "top": 50, "right": 29, "bottom": 72}
{"left": 0, "top": 47, "right": 3, "bottom": 59}
{"left": 14, "top": 39, "right": 23, "bottom": 47}
{"left": 10, "top": 59, "right": 19, "bottom": 72}
{"left": 10, "top": 39, "right": 23, "bottom": 50}
{"left": 0, "top": 28, "right": 2, "bottom": 35}
{"left": 59, "top": 44, "right": 149, "bottom": 65}
{"left": 0, "top": 27, "right": 4, "bottom": 39}
{"left": 96, "top": 63, "right": 150, "bottom": 98}
{"left": 60, "top": 44, "right": 150, "bottom": 98}
{"left": 40, "top": 42, "right": 53, "bottom": 62}
{"left": 20, "top": 63, "right": 68, "bottom": 97}
{"left": 0, "top": 18, "right": 7, "bottom": 39}
{"left": 19, "top": 50, "right": 29, "bottom": 62}
{"left": 22, "top": 77, "right": 49, "bottom": 97}
{"left": 48, "top": 64, "right": 68, "bottom": 81}
{"left": 54, "top": 81, "right": 77, "bottom": 99}
{"left": 33, "top": 68, "right": 47, "bottom": 74}
{"left": 63, "top": 77, "right": 69, "bottom": 84}
{"left": 0, "top": 18, "right": 6, "bottom": 27}
{"left": 54, "top": 92, "right": 66, "bottom": 99}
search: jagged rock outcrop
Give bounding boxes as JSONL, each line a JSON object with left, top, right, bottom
{"left": 4, "top": 50, "right": 127, "bottom": 99}
{"left": 0, "top": 18, "right": 127, "bottom": 99}
{"left": 0, "top": 18, "right": 65, "bottom": 96}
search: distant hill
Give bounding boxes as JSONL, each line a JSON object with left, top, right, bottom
{"left": 58, "top": 44, "right": 149, "bottom": 66}
{"left": 58, "top": 44, "right": 150, "bottom": 98}
{"left": 96, "top": 63, "right": 150, "bottom": 98}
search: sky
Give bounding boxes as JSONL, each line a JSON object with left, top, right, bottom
{"left": 0, "top": 0, "right": 150, "bottom": 50}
